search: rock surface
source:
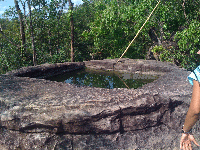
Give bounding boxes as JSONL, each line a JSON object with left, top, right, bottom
{"left": 5, "top": 62, "right": 84, "bottom": 78}
{"left": 0, "top": 59, "right": 199, "bottom": 149}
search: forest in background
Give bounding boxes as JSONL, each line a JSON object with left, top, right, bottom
{"left": 0, "top": 0, "right": 199, "bottom": 74}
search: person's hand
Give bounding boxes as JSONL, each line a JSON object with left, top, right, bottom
{"left": 197, "top": 50, "right": 200, "bottom": 54}
{"left": 180, "top": 133, "right": 200, "bottom": 150}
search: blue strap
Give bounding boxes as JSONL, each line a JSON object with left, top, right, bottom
{"left": 194, "top": 71, "right": 200, "bottom": 83}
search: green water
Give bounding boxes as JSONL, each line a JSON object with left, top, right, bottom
{"left": 46, "top": 68, "right": 158, "bottom": 89}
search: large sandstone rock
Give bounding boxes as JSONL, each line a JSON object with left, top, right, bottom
{"left": 0, "top": 59, "right": 198, "bottom": 149}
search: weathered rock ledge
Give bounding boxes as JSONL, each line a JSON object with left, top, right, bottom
{"left": 0, "top": 59, "right": 198, "bottom": 149}
{"left": 6, "top": 62, "right": 84, "bottom": 78}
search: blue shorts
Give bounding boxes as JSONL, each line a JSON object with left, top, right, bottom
{"left": 188, "top": 65, "right": 200, "bottom": 85}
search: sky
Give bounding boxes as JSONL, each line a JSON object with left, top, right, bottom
{"left": 0, "top": 0, "right": 83, "bottom": 17}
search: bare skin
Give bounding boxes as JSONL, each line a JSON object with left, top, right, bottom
{"left": 180, "top": 80, "right": 200, "bottom": 150}
{"left": 180, "top": 50, "right": 200, "bottom": 150}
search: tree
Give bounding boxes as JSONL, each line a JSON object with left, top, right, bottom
{"left": 0, "top": 0, "right": 199, "bottom": 74}
{"left": 68, "top": 0, "right": 75, "bottom": 62}
{"left": 27, "top": 0, "right": 37, "bottom": 66}
{"left": 14, "top": 0, "right": 26, "bottom": 57}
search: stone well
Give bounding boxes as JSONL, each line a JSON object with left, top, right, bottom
{"left": 0, "top": 59, "right": 198, "bottom": 149}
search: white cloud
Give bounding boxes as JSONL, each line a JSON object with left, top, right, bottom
{"left": 0, "top": 5, "right": 7, "bottom": 15}
{"left": 0, "top": 6, "right": 7, "bottom": 10}
{"left": 72, "top": 0, "right": 83, "bottom": 5}
{"left": 0, "top": 11, "right": 4, "bottom": 15}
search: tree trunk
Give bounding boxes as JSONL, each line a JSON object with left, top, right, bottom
{"left": 48, "top": 29, "right": 52, "bottom": 55}
{"left": 68, "top": 0, "right": 74, "bottom": 62}
{"left": 57, "top": 17, "right": 60, "bottom": 54}
{"left": 14, "top": 0, "right": 26, "bottom": 57}
{"left": 27, "top": 0, "right": 37, "bottom": 66}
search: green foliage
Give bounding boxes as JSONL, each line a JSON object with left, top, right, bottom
{"left": 0, "top": 0, "right": 199, "bottom": 74}
{"left": 150, "top": 45, "right": 174, "bottom": 62}
{"left": 174, "top": 20, "right": 200, "bottom": 70}
{"left": 154, "top": 20, "right": 200, "bottom": 70}
{"left": 159, "top": 47, "right": 175, "bottom": 63}
{"left": 0, "top": 0, "right": 71, "bottom": 74}
{"left": 151, "top": 45, "right": 164, "bottom": 54}
{"left": 80, "top": 0, "right": 153, "bottom": 59}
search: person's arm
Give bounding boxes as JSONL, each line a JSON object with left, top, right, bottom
{"left": 183, "top": 80, "right": 200, "bottom": 132}
{"left": 180, "top": 80, "right": 200, "bottom": 149}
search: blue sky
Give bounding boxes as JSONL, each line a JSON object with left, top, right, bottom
{"left": 0, "top": 0, "right": 83, "bottom": 17}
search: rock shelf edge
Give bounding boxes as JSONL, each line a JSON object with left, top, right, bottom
{"left": 0, "top": 59, "right": 197, "bottom": 150}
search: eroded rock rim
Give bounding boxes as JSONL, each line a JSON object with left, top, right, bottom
{"left": 0, "top": 59, "right": 193, "bottom": 149}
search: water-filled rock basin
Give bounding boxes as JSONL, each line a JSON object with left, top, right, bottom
{"left": 0, "top": 59, "right": 195, "bottom": 149}
{"left": 46, "top": 68, "right": 158, "bottom": 89}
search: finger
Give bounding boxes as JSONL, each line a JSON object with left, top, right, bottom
{"left": 180, "top": 140, "right": 186, "bottom": 150}
{"left": 187, "top": 144, "right": 191, "bottom": 150}
{"left": 180, "top": 141, "right": 184, "bottom": 149}
{"left": 180, "top": 143, "right": 183, "bottom": 149}
{"left": 186, "top": 144, "right": 190, "bottom": 150}
{"left": 184, "top": 142, "right": 191, "bottom": 150}
{"left": 188, "top": 143, "right": 192, "bottom": 150}
{"left": 182, "top": 144, "right": 185, "bottom": 150}
{"left": 183, "top": 143, "right": 188, "bottom": 150}
{"left": 189, "top": 135, "right": 200, "bottom": 146}
{"left": 192, "top": 139, "right": 200, "bottom": 146}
